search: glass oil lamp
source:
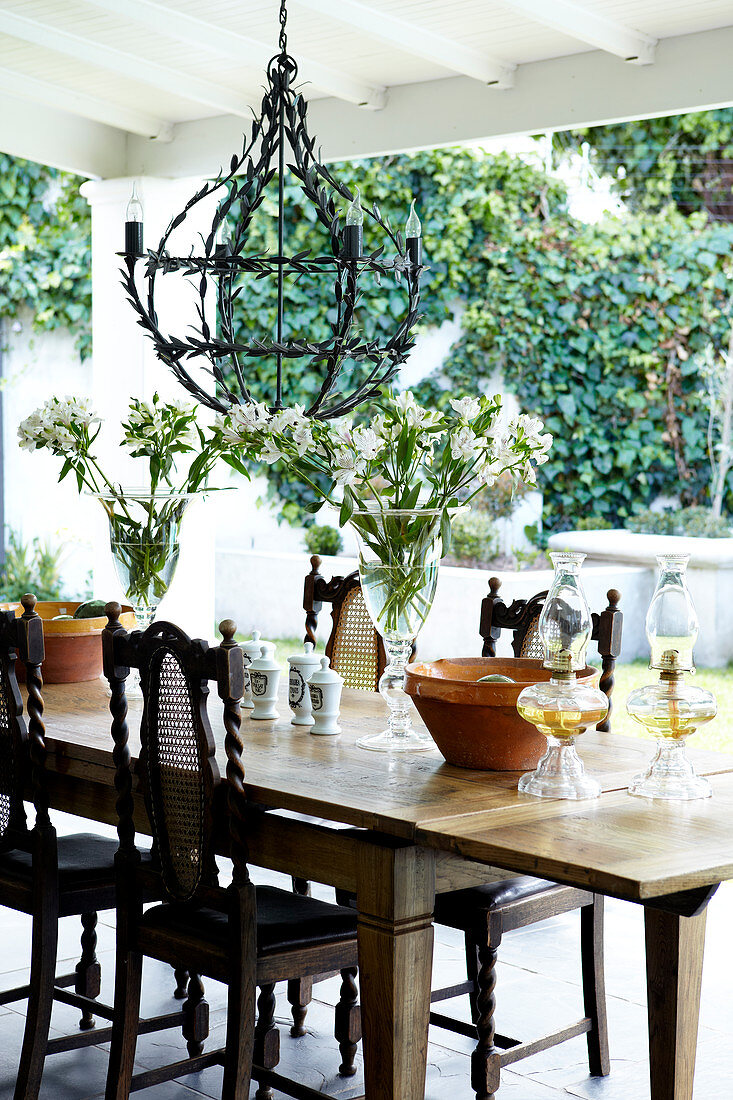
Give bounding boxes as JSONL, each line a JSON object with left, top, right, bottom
{"left": 626, "top": 554, "right": 716, "bottom": 800}
{"left": 516, "top": 552, "right": 608, "bottom": 800}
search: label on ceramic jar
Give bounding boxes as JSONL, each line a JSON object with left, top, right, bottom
{"left": 250, "top": 670, "right": 267, "bottom": 696}
{"left": 310, "top": 685, "right": 323, "bottom": 710}
{"left": 289, "top": 668, "right": 306, "bottom": 707}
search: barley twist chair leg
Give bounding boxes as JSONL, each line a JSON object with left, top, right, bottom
{"left": 254, "top": 983, "right": 279, "bottom": 1100}
{"left": 75, "top": 911, "right": 102, "bottom": 1030}
{"left": 471, "top": 937, "right": 501, "bottom": 1100}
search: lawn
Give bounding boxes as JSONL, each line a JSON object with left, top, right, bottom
{"left": 267, "top": 636, "right": 733, "bottom": 755}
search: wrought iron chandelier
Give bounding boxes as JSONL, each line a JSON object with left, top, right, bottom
{"left": 121, "top": 0, "right": 424, "bottom": 420}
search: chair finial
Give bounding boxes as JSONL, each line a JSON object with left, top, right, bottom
{"left": 219, "top": 618, "right": 237, "bottom": 645}
{"left": 105, "top": 601, "right": 122, "bottom": 626}
{"left": 606, "top": 589, "right": 620, "bottom": 609}
{"left": 20, "top": 593, "right": 37, "bottom": 617}
{"left": 489, "top": 576, "right": 501, "bottom": 596}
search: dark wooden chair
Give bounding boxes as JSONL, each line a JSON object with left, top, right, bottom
{"left": 424, "top": 578, "right": 623, "bottom": 1097}
{"left": 102, "top": 604, "right": 362, "bottom": 1100}
{"left": 0, "top": 594, "right": 188, "bottom": 1100}
{"left": 304, "top": 554, "right": 386, "bottom": 691}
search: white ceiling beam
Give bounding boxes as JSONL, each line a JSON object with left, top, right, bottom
{"left": 0, "top": 66, "right": 170, "bottom": 140}
{"left": 81, "top": 0, "right": 386, "bottom": 109}
{"left": 0, "top": 8, "right": 253, "bottom": 118}
{"left": 124, "top": 25, "right": 733, "bottom": 179}
{"left": 498, "top": 0, "right": 656, "bottom": 64}
{"left": 290, "top": 0, "right": 515, "bottom": 87}
{"left": 0, "top": 89, "right": 126, "bottom": 177}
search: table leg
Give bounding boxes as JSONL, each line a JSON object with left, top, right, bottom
{"left": 644, "top": 907, "right": 707, "bottom": 1100}
{"left": 356, "top": 843, "right": 436, "bottom": 1100}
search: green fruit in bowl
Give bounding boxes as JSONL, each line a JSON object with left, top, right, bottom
{"left": 477, "top": 674, "right": 516, "bottom": 684}
{"left": 73, "top": 599, "right": 107, "bottom": 619}
{"left": 52, "top": 614, "right": 74, "bottom": 621}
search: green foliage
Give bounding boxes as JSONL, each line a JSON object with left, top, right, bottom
{"left": 572, "top": 516, "right": 613, "bottom": 531}
{"left": 626, "top": 506, "right": 731, "bottom": 538}
{"left": 303, "top": 524, "right": 343, "bottom": 556}
{"left": 437, "top": 210, "right": 733, "bottom": 532}
{"left": 447, "top": 510, "right": 499, "bottom": 565}
{"left": 0, "top": 529, "right": 64, "bottom": 601}
{"left": 474, "top": 471, "right": 528, "bottom": 521}
{"left": 0, "top": 155, "right": 91, "bottom": 357}
{"left": 559, "top": 109, "right": 733, "bottom": 220}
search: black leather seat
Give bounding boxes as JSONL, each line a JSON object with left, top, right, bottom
{"left": 141, "top": 884, "right": 358, "bottom": 956}
{"left": 433, "top": 876, "right": 563, "bottom": 929}
{"left": 0, "top": 833, "right": 120, "bottom": 887}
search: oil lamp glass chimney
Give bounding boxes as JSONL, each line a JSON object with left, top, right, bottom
{"left": 516, "top": 552, "right": 608, "bottom": 800}
{"left": 626, "top": 554, "right": 716, "bottom": 800}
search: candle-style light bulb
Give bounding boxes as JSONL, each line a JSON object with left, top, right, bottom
{"left": 343, "top": 187, "right": 363, "bottom": 259}
{"left": 124, "top": 182, "right": 144, "bottom": 256}
{"left": 405, "top": 198, "right": 422, "bottom": 265}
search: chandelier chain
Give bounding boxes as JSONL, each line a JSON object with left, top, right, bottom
{"left": 279, "top": 0, "right": 288, "bottom": 55}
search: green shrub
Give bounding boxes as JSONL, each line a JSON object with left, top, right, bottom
{"left": 303, "top": 525, "right": 344, "bottom": 557}
{"left": 0, "top": 530, "right": 65, "bottom": 601}
{"left": 626, "top": 506, "right": 731, "bottom": 538}
{"left": 474, "top": 472, "right": 529, "bottom": 522}
{"left": 448, "top": 511, "right": 499, "bottom": 565}
{"left": 572, "top": 516, "right": 614, "bottom": 531}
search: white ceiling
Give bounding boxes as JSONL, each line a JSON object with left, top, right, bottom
{"left": 1, "top": 0, "right": 732, "bottom": 178}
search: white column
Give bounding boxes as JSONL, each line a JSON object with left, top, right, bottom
{"left": 81, "top": 176, "right": 220, "bottom": 640}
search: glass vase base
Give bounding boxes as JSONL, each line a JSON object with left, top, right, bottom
{"left": 518, "top": 742, "right": 600, "bottom": 800}
{"left": 628, "top": 766, "right": 712, "bottom": 801}
{"left": 357, "top": 729, "right": 433, "bottom": 753}
{"left": 518, "top": 770, "right": 601, "bottom": 800}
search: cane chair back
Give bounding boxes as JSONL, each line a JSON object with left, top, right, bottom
{"left": 0, "top": 610, "right": 28, "bottom": 850}
{"left": 304, "top": 556, "right": 386, "bottom": 692}
{"left": 144, "top": 639, "right": 219, "bottom": 902}
{"left": 102, "top": 610, "right": 243, "bottom": 904}
{"left": 479, "top": 578, "right": 623, "bottom": 731}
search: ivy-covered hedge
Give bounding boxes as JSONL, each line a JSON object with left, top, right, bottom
{"left": 0, "top": 155, "right": 91, "bottom": 357}
{"left": 429, "top": 211, "right": 733, "bottom": 531}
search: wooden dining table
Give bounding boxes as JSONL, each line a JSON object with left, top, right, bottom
{"left": 39, "top": 677, "right": 733, "bottom": 1100}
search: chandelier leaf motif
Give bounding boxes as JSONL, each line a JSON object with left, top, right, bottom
{"left": 120, "top": 0, "right": 424, "bottom": 420}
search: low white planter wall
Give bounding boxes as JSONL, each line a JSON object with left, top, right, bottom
{"left": 216, "top": 549, "right": 649, "bottom": 663}
{"left": 548, "top": 529, "right": 733, "bottom": 667}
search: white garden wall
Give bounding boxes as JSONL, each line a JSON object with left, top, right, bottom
{"left": 216, "top": 546, "right": 650, "bottom": 663}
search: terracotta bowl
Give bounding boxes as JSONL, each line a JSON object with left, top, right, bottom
{"left": 1, "top": 601, "right": 136, "bottom": 684}
{"left": 404, "top": 657, "right": 600, "bottom": 771}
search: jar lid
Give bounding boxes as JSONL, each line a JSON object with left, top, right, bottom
{"left": 308, "top": 655, "right": 344, "bottom": 685}
{"left": 287, "top": 640, "right": 321, "bottom": 667}
{"left": 240, "top": 630, "right": 263, "bottom": 658}
{"left": 250, "top": 641, "right": 278, "bottom": 669}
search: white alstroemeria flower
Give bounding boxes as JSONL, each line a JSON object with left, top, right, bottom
{"left": 291, "top": 423, "right": 314, "bottom": 457}
{"left": 450, "top": 425, "right": 480, "bottom": 463}
{"left": 271, "top": 405, "right": 306, "bottom": 432}
{"left": 331, "top": 448, "right": 366, "bottom": 486}
{"left": 332, "top": 419, "right": 354, "bottom": 447}
{"left": 395, "top": 390, "right": 417, "bottom": 416}
{"left": 512, "top": 413, "right": 548, "bottom": 445}
{"left": 450, "top": 396, "right": 481, "bottom": 422}
{"left": 406, "top": 404, "right": 442, "bottom": 430}
{"left": 236, "top": 401, "right": 271, "bottom": 430}
{"left": 522, "top": 463, "right": 538, "bottom": 487}
{"left": 476, "top": 458, "right": 504, "bottom": 487}
{"left": 352, "top": 426, "right": 382, "bottom": 461}
{"left": 260, "top": 440, "right": 285, "bottom": 465}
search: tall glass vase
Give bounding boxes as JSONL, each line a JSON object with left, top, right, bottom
{"left": 350, "top": 506, "right": 442, "bottom": 752}
{"left": 95, "top": 490, "right": 192, "bottom": 630}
